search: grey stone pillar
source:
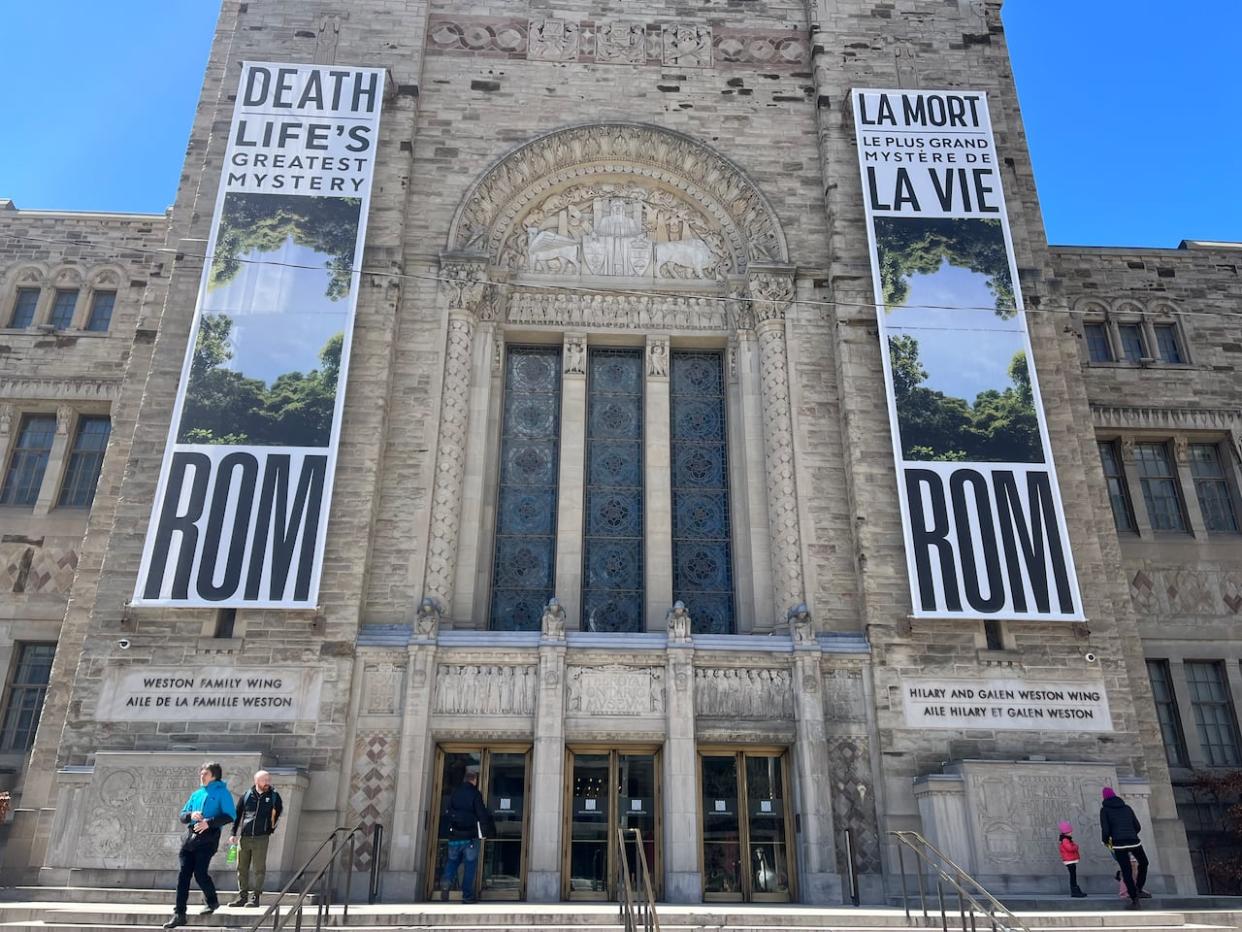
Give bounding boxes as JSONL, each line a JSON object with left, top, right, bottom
{"left": 553, "top": 333, "right": 588, "bottom": 629}
{"left": 749, "top": 268, "right": 806, "bottom": 623}
{"left": 663, "top": 610, "right": 700, "bottom": 901}
{"left": 422, "top": 256, "right": 490, "bottom": 619}
{"left": 387, "top": 619, "right": 439, "bottom": 897}
{"left": 527, "top": 629, "right": 567, "bottom": 900}
{"left": 789, "top": 611, "right": 840, "bottom": 903}
{"left": 645, "top": 337, "right": 673, "bottom": 628}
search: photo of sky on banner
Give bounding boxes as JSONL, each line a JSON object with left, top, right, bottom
{"left": 877, "top": 216, "right": 1043, "bottom": 466}
{"left": 179, "top": 192, "right": 362, "bottom": 448}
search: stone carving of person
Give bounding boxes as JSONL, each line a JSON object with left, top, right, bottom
{"left": 415, "top": 597, "right": 442, "bottom": 639}
{"left": 542, "top": 597, "right": 566, "bottom": 640}
{"left": 666, "top": 601, "right": 692, "bottom": 643}
{"left": 787, "top": 602, "right": 815, "bottom": 644}
{"left": 648, "top": 340, "right": 669, "bottom": 377}
{"left": 586, "top": 199, "right": 650, "bottom": 276}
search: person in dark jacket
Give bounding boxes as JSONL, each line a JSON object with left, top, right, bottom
{"left": 439, "top": 769, "right": 495, "bottom": 903}
{"left": 163, "top": 761, "right": 238, "bottom": 929}
{"left": 226, "top": 770, "right": 284, "bottom": 908}
{"left": 1100, "top": 786, "right": 1151, "bottom": 909}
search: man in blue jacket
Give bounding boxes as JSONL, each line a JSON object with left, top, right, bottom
{"left": 163, "top": 761, "right": 238, "bottom": 929}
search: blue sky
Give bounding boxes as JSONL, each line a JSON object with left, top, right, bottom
{"left": 0, "top": 2, "right": 1237, "bottom": 247}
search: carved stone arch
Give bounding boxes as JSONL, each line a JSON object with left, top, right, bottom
{"left": 448, "top": 122, "right": 790, "bottom": 280}
{"left": 51, "top": 265, "right": 84, "bottom": 288}
{"left": 87, "top": 266, "right": 125, "bottom": 289}
{"left": 1150, "top": 300, "right": 1180, "bottom": 319}
{"left": 1114, "top": 299, "right": 1145, "bottom": 318}
{"left": 7, "top": 264, "right": 47, "bottom": 287}
{"left": 1074, "top": 297, "right": 1109, "bottom": 317}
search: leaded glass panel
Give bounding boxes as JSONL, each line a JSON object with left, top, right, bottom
{"left": 582, "top": 349, "right": 644, "bottom": 632}
{"left": 671, "top": 351, "right": 734, "bottom": 634}
{"left": 491, "top": 346, "right": 561, "bottom": 630}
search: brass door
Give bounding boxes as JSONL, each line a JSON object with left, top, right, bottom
{"left": 426, "top": 744, "right": 531, "bottom": 901}
{"left": 699, "top": 749, "right": 795, "bottom": 902}
{"left": 563, "top": 747, "right": 662, "bottom": 900}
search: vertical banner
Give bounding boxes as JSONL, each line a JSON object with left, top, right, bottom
{"left": 135, "top": 63, "right": 385, "bottom": 607}
{"left": 852, "top": 89, "right": 1083, "bottom": 621}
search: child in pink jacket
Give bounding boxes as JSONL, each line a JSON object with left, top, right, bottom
{"left": 1058, "top": 821, "right": 1088, "bottom": 898}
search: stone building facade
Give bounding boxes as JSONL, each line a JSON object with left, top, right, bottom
{"left": 0, "top": 0, "right": 1238, "bottom": 903}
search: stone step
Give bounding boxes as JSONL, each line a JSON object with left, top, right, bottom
{"left": 0, "top": 889, "right": 303, "bottom": 906}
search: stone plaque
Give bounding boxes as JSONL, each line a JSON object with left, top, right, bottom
{"left": 902, "top": 677, "right": 1111, "bottom": 732}
{"left": 96, "top": 666, "right": 323, "bottom": 722}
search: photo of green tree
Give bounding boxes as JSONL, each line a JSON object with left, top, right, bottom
{"left": 177, "top": 192, "right": 361, "bottom": 447}
{"left": 877, "top": 217, "right": 1043, "bottom": 463}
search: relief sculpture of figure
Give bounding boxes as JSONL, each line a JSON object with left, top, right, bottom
{"left": 787, "top": 602, "right": 815, "bottom": 644}
{"left": 584, "top": 199, "right": 651, "bottom": 276}
{"left": 542, "top": 596, "right": 566, "bottom": 640}
{"left": 415, "top": 597, "right": 442, "bottom": 639}
{"left": 666, "top": 600, "right": 691, "bottom": 643}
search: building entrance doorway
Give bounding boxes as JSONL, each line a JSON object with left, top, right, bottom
{"left": 699, "top": 749, "right": 796, "bottom": 902}
{"left": 562, "top": 747, "right": 662, "bottom": 900}
{"left": 426, "top": 745, "right": 530, "bottom": 901}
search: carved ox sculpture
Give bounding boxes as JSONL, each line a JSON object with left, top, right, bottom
{"left": 527, "top": 228, "right": 581, "bottom": 274}
{"left": 654, "top": 237, "right": 714, "bottom": 278}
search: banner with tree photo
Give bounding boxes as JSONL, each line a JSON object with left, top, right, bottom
{"left": 852, "top": 88, "right": 1082, "bottom": 621}
{"left": 135, "top": 63, "right": 386, "bottom": 607}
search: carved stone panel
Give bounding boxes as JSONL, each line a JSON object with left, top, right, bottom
{"left": 663, "top": 25, "right": 712, "bottom": 68}
{"left": 434, "top": 664, "right": 538, "bottom": 716}
{"left": 567, "top": 665, "right": 665, "bottom": 715}
{"left": 694, "top": 667, "right": 794, "bottom": 720}
{"left": 362, "top": 663, "right": 405, "bottom": 716}
{"left": 596, "top": 23, "right": 648, "bottom": 64}
{"left": 528, "top": 18, "right": 580, "bottom": 61}
{"left": 828, "top": 736, "right": 881, "bottom": 874}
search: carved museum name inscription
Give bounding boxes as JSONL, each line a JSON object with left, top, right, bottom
{"left": 96, "top": 666, "right": 324, "bottom": 722}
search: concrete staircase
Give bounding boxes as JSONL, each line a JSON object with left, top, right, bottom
{"left": 1, "top": 890, "right": 1241, "bottom": 932}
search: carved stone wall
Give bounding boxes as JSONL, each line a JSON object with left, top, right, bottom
{"left": 694, "top": 667, "right": 793, "bottom": 720}
{"left": 433, "top": 664, "right": 538, "bottom": 716}
{"left": 566, "top": 664, "right": 665, "bottom": 715}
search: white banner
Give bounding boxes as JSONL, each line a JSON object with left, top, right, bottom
{"left": 852, "top": 89, "right": 1082, "bottom": 620}
{"left": 135, "top": 63, "right": 385, "bottom": 607}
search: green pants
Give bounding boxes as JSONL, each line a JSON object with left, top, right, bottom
{"left": 237, "top": 833, "right": 271, "bottom": 896}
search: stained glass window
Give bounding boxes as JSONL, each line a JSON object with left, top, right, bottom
{"left": 490, "top": 345, "right": 562, "bottom": 630}
{"left": 582, "top": 349, "right": 644, "bottom": 632}
{"left": 670, "top": 351, "right": 734, "bottom": 634}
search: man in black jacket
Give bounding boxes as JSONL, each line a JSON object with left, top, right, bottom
{"left": 1100, "top": 786, "right": 1151, "bottom": 909}
{"left": 439, "top": 769, "right": 495, "bottom": 903}
{"left": 226, "top": 770, "right": 283, "bottom": 908}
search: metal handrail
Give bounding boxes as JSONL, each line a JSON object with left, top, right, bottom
{"left": 246, "top": 821, "right": 373, "bottom": 932}
{"left": 616, "top": 826, "right": 660, "bottom": 932}
{"left": 889, "top": 831, "right": 1030, "bottom": 932}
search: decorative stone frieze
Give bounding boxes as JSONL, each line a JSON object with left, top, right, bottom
{"left": 528, "top": 18, "right": 580, "bottom": 61}
{"left": 694, "top": 667, "right": 793, "bottom": 719}
{"left": 506, "top": 290, "right": 729, "bottom": 331}
{"left": 662, "top": 25, "right": 712, "bottom": 68}
{"left": 433, "top": 664, "right": 538, "bottom": 716}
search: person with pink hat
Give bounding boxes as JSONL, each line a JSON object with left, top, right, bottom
{"left": 1057, "top": 820, "right": 1087, "bottom": 898}
{"left": 1100, "top": 786, "right": 1151, "bottom": 909}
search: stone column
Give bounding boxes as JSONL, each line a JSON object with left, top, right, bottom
{"left": 663, "top": 608, "right": 700, "bottom": 901}
{"left": 32, "top": 405, "right": 75, "bottom": 516}
{"left": 526, "top": 629, "right": 568, "bottom": 900}
{"left": 645, "top": 337, "right": 673, "bottom": 627}
{"left": 387, "top": 615, "right": 439, "bottom": 897}
{"left": 554, "top": 333, "right": 588, "bottom": 628}
{"left": 422, "top": 256, "right": 490, "bottom": 620}
{"left": 789, "top": 610, "right": 840, "bottom": 903}
{"left": 749, "top": 268, "right": 806, "bottom": 623}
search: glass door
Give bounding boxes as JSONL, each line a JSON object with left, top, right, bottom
{"left": 563, "top": 748, "right": 662, "bottom": 900}
{"left": 426, "top": 745, "right": 531, "bottom": 901}
{"left": 699, "top": 749, "right": 795, "bottom": 902}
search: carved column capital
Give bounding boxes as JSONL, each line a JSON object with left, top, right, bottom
{"left": 747, "top": 267, "right": 796, "bottom": 326}
{"left": 440, "top": 254, "right": 493, "bottom": 319}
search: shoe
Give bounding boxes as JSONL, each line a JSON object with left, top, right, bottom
{"left": 1139, "top": 890, "right": 1153, "bottom": 899}
{"left": 162, "top": 915, "right": 187, "bottom": 930}
{"left": 462, "top": 898, "right": 478, "bottom": 905}
{"left": 439, "top": 887, "right": 449, "bottom": 902}
{"left": 248, "top": 895, "right": 261, "bottom": 908}
{"left": 1126, "top": 899, "right": 1141, "bottom": 910}
{"left": 1071, "top": 889, "right": 1087, "bottom": 898}
{"left": 200, "top": 904, "right": 218, "bottom": 915}
{"left": 227, "top": 897, "right": 248, "bottom": 907}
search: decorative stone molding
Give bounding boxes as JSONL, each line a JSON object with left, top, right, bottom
{"left": 662, "top": 25, "right": 712, "bottom": 67}
{"left": 1072, "top": 296, "right": 1182, "bottom": 318}
{"left": 449, "top": 123, "right": 788, "bottom": 272}
{"left": 422, "top": 314, "right": 477, "bottom": 613}
{"left": 566, "top": 664, "right": 665, "bottom": 715}
{"left": 440, "top": 256, "right": 492, "bottom": 318}
{"left": 0, "top": 377, "right": 120, "bottom": 401}
{"left": 1092, "top": 404, "right": 1240, "bottom": 435}
{"left": 748, "top": 268, "right": 795, "bottom": 324}
{"left": 506, "top": 290, "right": 729, "bottom": 332}
{"left": 694, "top": 667, "right": 793, "bottom": 719}
{"left": 433, "top": 664, "right": 538, "bottom": 716}
{"left": 647, "top": 337, "right": 669, "bottom": 379}
{"left": 596, "top": 23, "right": 647, "bottom": 64}
{"left": 528, "top": 18, "right": 580, "bottom": 61}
